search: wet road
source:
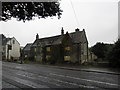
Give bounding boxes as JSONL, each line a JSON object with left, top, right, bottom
{"left": 2, "top": 61, "right": 120, "bottom": 89}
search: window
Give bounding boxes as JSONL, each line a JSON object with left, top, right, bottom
{"left": 34, "top": 48, "right": 37, "bottom": 52}
{"left": 64, "top": 46, "right": 71, "bottom": 51}
{"left": 46, "top": 55, "right": 51, "bottom": 60}
{"left": 46, "top": 47, "right": 51, "bottom": 52}
{"left": 25, "top": 55, "right": 28, "bottom": 58}
{"left": 8, "top": 45, "right": 12, "bottom": 50}
{"left": 13, "top": 40, "right": 15, "bottom": 44}
{"left": 64, "top": 56, "right": 71, "bottom": 61}
{"left": 34, "top": 56, "right": 36, "bottom": 59}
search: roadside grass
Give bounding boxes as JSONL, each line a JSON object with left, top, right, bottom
{"left": 2, "top": 59, "right": 107, "bottom": 68}
{"left": 2, "top": 59, "right": 120, "bottom": 72}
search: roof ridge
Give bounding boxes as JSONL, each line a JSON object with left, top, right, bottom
{"left": 27, "top": 43, "right": 32, "bottom": 45}
{"left": 38, "top": 31, "right": 83, "bottom": 40}
{"left": 32, "top": 30, "right": 86, "bottom": 47}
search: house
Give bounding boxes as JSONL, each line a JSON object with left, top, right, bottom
{"left": 0, "top": 34, "right": 7, "bottom": 60}
{"left": 5, "top": 37, "right": 20, "bottom": 60}
{"left": 30, "top": 28, "right": 89, "bottom": 64}
{"left": 0, "top": 34, "right": 20, "bottom": 60}
{"left": 22, "top": 43, "right": 32, "bottom": 60}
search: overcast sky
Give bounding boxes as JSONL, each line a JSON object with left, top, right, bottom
{"left": 0, "top": 0, "right": 119, "bottom": 47}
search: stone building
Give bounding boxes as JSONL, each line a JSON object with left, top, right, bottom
{"left": 22, "top": 43, "right": 32, "bottom": 60}
{"left": 30, "top": 28, "right": 89, "bottom": 64}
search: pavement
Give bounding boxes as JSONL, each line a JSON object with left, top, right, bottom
{"left": 58, "top": 67, "right": 120, "bottom": 75}
{"left": 37, "top": 64, "right": 120, "bottom": 75}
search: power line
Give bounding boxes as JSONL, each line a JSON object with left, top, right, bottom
{"left": 70, "top": 0, "right": 80, "bottom": 27}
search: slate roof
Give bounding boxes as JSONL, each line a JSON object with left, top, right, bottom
{"left": 6, "top": 38, "right": 12, "bottom": 42}
{"left": 32, "top": 35, "right": 62, "bottom": 47}
{"left": 0, "top": 34, "right": 20, "bottom": 45}
{"left": 32, "top": 30, "right": 88, "bottom": 47}
{"left": 23, "top": 43, "right": 32, "bottom": 51}
{"left": 70, "top": 31, "right": 83, "bottom": 43}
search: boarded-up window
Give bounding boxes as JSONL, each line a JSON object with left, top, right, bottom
{"left": 46, "top": 55, "right": 51, "bottom": 60}
{"left": 64, "top": 47, "right": 71, "bottom": 51}
{"left": 34, "top": 56, "right": 36, "bottom": 59}
{"left": 46, "top": 47, "right": 51, "bottom": 52}
{"left": 34, "top": 48, "right": 36, "bottom": 52}
{"left": 64, "top": 56, "right": 71, "bottom": 61}
{"left": 25, "top": 55, "right": 27, "bottom": 58}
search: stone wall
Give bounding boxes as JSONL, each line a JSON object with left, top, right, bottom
{"left": 71, "top": 44, "right": 80, "bottom": 63}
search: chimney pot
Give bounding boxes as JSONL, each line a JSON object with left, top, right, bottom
{"left": 61, "top": 27, "right": 64, "bottom": 35}
{"left": 36, "top": 33, "right": 39, "bottom": 40}
{"left": 75, "top": 28, "right": 79, "bottom": 32}
{"left": 83, "top": 29, "right": 85, "bottom": 31}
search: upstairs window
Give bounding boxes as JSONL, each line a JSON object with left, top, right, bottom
{"left": 13, "top": 40, "right": 15, "bottom": 44}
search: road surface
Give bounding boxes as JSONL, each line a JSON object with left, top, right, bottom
{"left": 2, "top": 61, "right": 120, "bottom": 89}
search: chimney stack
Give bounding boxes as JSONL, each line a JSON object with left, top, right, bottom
{"left": 36, "top": 33, "right": 39, "bottom": 40}
{"left": 75, "top": 28, "right": 79, "bottom": 32}
{"left": 61, "top": 27, "right": 64, "bottom": 35}
{"left": 83, "top": 29, "right": 85, "bottom": 31}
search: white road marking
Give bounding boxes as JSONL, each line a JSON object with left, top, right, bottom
{"left": 16, "top": 66, "right": 22, "bottom": 69}
{"left": 16, "top": 72, "right": 95, "bottom": 88}
{"left": 38, "top": 74, "right": 95, "bottom": 88}
{"left": 16, "top": 73, "right": 61, "bottom": 87}
{"left": 51, "top": 78, "right": 95, "bottom": 88}
{"left": 17, "top": 73, "right": 35, "bottom": 79}
{"left": 4, "top": 72, "right": 49, "bottom": 88}
{"left": 5, "top": 75, "right": 48, "bottom": 88}
{"left": 50, "top": 73, "right": 119, "bottom": 87}
{"left": 38, "top": 75, "right": 61, "bottom": 87}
